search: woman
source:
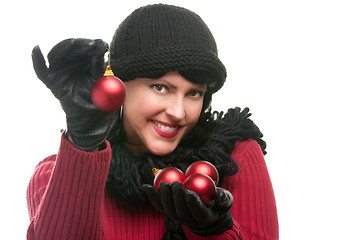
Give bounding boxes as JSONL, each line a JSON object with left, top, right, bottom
{"left": 27, "top": 4, "right": 278, "bottom": 239}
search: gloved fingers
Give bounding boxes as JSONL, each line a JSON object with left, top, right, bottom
{"left": 32, "top": 45, "right": 50, "bottom": 83}
{"left": 142, "top": 184, "right": 164, "bottom": 213}
{"left": 89, "top": 54, "right": 106, "bottom": 79}
{"left": 47, "top": 38, "right": 78, "bottom": 66}
{"left": 87, "top": 39, "right": 108, "bottom": 79}
{"left": 214, "top": 188, "right": 233, "bottom": 209}
{"left": 93, "top": 39, "right": 109, "bottom": 55}
{"left": 47, "top": 38, "right": 108, "bottom": 69}
{"left": 87, "top": 40, "right": 109, "bottom": 75}
{"left": 159, "top": 182, "right": 180, "bottom": 221}
{"left": 171, "top": 182, "right": 197, "bottom": 226}
{"left": 183, "top": 189, "right": 212, "bottom": 224}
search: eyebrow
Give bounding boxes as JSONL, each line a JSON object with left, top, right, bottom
{"left": 152, "top": 78, "right": 177, "bottom": 89}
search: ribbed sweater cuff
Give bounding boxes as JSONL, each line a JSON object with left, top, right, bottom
{"left": 34, "top": 134, "right": 111, "bottom": 239}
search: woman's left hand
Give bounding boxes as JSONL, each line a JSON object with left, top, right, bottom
{"left": 143, "top": 181, "right": 234, "bottom": 236}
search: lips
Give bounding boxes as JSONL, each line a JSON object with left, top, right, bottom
{"left": 152, "top": 120, "right": 181, "bottom": 139}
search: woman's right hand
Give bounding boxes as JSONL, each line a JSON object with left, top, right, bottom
{"left": 143, "top": 182, "right": 234, "bottom": 236}
{"left": 32, "top": 38, "right": 120, "bottom": 151}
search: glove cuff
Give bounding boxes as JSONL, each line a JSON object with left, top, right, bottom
{"left": 65, "top": 108, "right": 120, "bottom": 151}
{"left": 187, "top": 211, "right": 234, "bottom": 236}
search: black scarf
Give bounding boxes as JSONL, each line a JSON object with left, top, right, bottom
{"left": 106, "top": 107, "right": 266, "bottom": 238}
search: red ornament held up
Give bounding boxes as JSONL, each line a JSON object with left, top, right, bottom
{"left": 91, "top": 65, "right": 126, "bottom": 112}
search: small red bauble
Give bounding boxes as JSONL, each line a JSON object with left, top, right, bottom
{"left": 183, "top": 173, "right": 217, "bottom": 206}
{"left": 153, "top": 167, "right": 186, "bottom": 191}
{"left": 185, "top": 161, "right": 219, "bottom": 185}
{"left": 91, "top": 66, "right": 126, "bottom": 112}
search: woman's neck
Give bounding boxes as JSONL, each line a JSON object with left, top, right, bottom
{"left": 124, "top": 141, "right": 147, "bottom": 156}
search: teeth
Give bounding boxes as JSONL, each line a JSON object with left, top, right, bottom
{"left": 154, "top": 121, "right": 178, "bottom": 132}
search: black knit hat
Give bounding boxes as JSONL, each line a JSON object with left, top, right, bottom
{"left": 109, "top": 4, "right": 226, "bottom": 93}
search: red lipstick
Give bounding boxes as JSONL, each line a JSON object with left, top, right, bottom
{"left": 152, "top": 120, "right": 181, "bottom": 139}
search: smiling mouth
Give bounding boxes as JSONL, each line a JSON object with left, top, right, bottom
{"left": 151, "top": 120, "right": 181, "bottom": 138}
{"left": 153, "top": 121, "right": 179, "bottom": 131}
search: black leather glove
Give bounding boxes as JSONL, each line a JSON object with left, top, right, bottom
{"left": 143, "top": 181, "right": 234, "bottom": 236}
{"left": 32, "top": 38, "right": 120, "bottom": 151}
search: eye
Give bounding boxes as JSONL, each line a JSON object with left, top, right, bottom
{"left": 151, "top": 84, "right": 168, "bottom": 93}
{"left": 187, "top": 90, "right": 204, "bottom": 98}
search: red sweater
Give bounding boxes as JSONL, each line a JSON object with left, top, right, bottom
{"left": 26, "top": 135, "right": 278, "bottom": 239}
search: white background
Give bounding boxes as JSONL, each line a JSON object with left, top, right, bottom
{"left": 0, "top": 0, "right": 359, "bottom": 239}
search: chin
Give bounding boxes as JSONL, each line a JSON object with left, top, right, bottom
{"left": 147, "top": 142, "right": 178, "bottom": 156}
{"left": 149, "top": 148, "right": 175, "bottom": 156}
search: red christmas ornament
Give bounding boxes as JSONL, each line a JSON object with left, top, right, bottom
{"left": 185, "top": 161, "right": 219, "bottom": 185}
{"left": 153, "top": 167, "right": 186, "bottom": 191}
{"left": 183, "top": 173, "right": 217, "bottom": 206}
{"left": 91, "top": 65, "right": 126, "bottom": 112}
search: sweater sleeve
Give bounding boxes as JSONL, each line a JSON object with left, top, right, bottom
{"left": 227, "top": 140, "right": 279, "bottom": 239}
{"left": 183, "top": 140, "right": 278, "bottom": 240}
{"left": 26, "top": 134, "right": 112, "bottom": 240}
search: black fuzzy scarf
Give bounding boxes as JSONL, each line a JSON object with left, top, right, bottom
{"left": 106, "top": 107, "right": 266, "bottom": 204}
{"left": 106, "top": 107, "right": 266, "bottom": 239}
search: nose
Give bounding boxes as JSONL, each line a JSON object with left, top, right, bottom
{"left": 165, "top": 95, "right": 185, "bottom": 121}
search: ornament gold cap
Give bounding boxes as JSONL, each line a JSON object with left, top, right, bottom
{"left": 104, "top": 65, "right": 114, "bottom": 76}
{"left": 152, "top": 168, "right": 162, "bottom": 176}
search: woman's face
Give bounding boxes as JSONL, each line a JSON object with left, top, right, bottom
{"left": 122, "top": 71, "right": 207, "bottom": 156}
